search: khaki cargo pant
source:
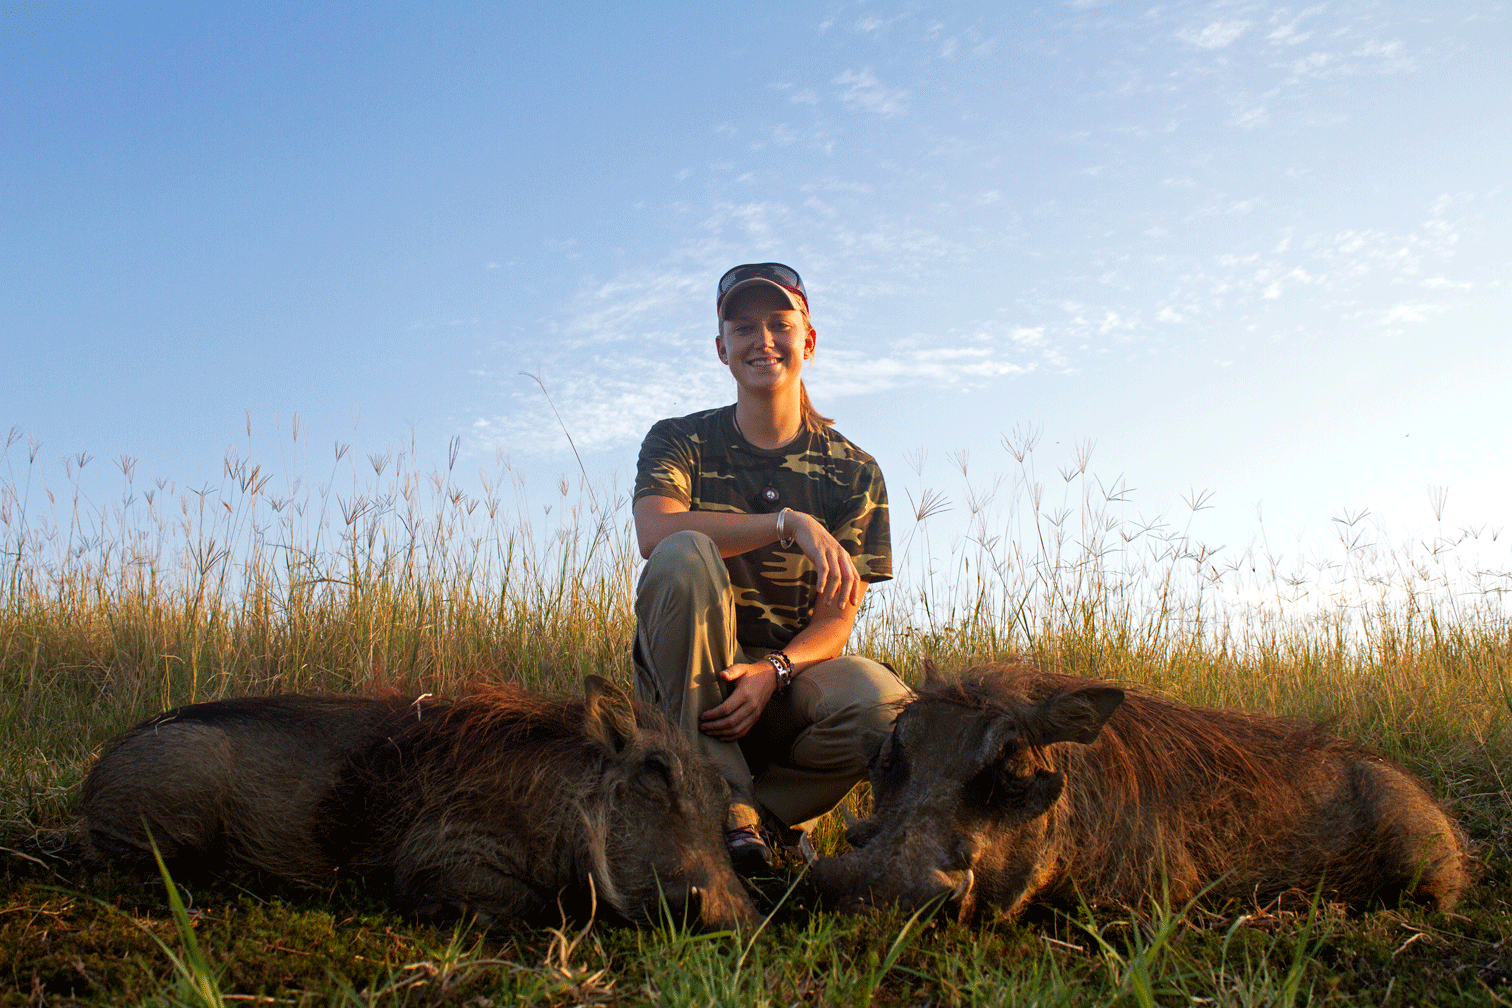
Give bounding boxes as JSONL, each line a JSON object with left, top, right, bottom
{"left": 633, "top": 530, "right": 910, "bottom": 834}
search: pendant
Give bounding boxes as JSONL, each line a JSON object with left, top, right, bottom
{"left": 762, "top": 486, "right": 779, "bottom": 503}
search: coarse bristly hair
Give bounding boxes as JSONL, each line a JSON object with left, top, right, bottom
{"left": 77, "top": 679, "right": 753, "bottom": 930}
{"left": 331, "top": 682, "right": 687, "bottom": 917}
{"left": 913, "top": 660, "right": 1473, "bottom": 911}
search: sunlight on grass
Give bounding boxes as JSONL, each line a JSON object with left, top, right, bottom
{"left": 2, "top": 421, "right": 1510, "bottom": 1004}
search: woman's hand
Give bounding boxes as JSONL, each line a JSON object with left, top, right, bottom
{"left": 787, "top": 511, "right": 863, "bottom": 608}
{"left": 700, "top": 662, "right": 779, "bottom": 741}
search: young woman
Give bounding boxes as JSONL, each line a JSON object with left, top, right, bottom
{"left": 631, "top": 263, "right": 908, "bottom": 873}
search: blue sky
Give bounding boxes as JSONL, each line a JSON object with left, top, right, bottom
{"left": 5, "top": 1, "right": 1510, "bottom": 588}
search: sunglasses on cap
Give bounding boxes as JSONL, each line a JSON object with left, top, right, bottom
{"left": 716, "top": 263, "right": 809, "bottom": 317}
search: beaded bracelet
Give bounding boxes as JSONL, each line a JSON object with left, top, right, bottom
{"left": 764, "top": 650, "right": 794, "bottom": 689}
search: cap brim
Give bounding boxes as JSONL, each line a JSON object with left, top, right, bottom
{"left": 718, "top": 278, "right": 807, "bottom": 318}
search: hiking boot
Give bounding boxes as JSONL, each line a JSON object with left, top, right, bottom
{"left": 725, "top": 825, "right": 773, "bottom": 876}
{"left": 759, "top": 810, "right": 817, "bottom": 865}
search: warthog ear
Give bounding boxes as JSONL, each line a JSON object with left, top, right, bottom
{"left": 583, "top": 675, "right": 638, "bottom": 753}
{"left": 1033, "top": 686, "right": 1124, "bottom": 746}
{"left": 921, "top": 658, "right": 947, "bottom": 688}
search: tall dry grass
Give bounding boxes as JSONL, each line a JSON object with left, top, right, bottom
{"left": 2, "top": 420, "right": 1509, "bottom": 849}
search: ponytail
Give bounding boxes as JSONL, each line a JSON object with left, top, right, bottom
{"left": 798, "top": 312, "right": 832, "bottom": 431}
{"left": 799, "top": 381, "right": 834, "bottom": 431}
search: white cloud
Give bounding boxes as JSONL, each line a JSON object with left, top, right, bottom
{"left": 482, "top": 198, "right": 1486, "bottom": 439}
{"left": 1097, "top": 310, "right": 1131, "bottom": 335}
{"left": 833, "top": 69, "right": 908, "bottom": 117}
{"left": 1267, "top": 6, "right": 1323, "bottom": 45}
{"left": 1288, "top": 52, "right": 1332, "bottom": 76}
{"left": 1381, "top": 302, "right": 1441, "bottom": 326}
{"left": 1176, "top": 20, "right": 1250, "bottom": 50}
{"left": 807, "top": 340, "right": 1041, "bottom": 399}
{"left": 462, "top": 8, "right": 1498, "bottom": 456}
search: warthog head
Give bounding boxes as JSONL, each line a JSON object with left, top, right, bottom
{"left": 580, "top": 677, "right": 757, "bottom": 930}
{"left": 382, "top": 676, "right": 756, "bottom": 931}
{"left": 813, "top": 665, "right": 1123, "bottom": 919}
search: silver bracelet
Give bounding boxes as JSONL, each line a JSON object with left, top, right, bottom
{"left": 775, "top": 507, "right": 795, "bottom": 548}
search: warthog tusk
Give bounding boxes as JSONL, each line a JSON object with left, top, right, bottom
{"left": 797, "top": 833, "right": 817, "bottom": 864}
{"left": 951, "top": 868, "right": 974, "bottom": 901}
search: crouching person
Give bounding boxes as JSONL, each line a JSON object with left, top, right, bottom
{"left": 632, "top": 262, "right": 909, "bottom": 874}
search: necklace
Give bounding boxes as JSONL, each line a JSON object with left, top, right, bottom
{"left": 734, "top": 406, "right": 802, "bottom": 450}
{"left": 734, "top": 410, "right": 782, "bottom": 505}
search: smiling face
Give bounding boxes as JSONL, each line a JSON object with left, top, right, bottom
{"left": 716, "top": 285, "right": 816, "bottom": 394}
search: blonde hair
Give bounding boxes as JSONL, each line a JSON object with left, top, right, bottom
{"left": 798, "top": 380, "right": 833, "bottom": 431}
{"left": 792, "top": 308, "right": 833, "bottom": 430}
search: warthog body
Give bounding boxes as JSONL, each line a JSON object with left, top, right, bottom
{"left": 815, "top": 662, "right": 1469, "bottom": 919}
{"left": 81, "top": 677, "right": 754, "bottom": 929}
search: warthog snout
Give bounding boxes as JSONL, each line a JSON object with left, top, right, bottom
{"left": 678, "top": 880, "right": 757, "bottom": 931}
{"left": 813, "top": 854, "right": 975, "bottom": 917}
{"left": 646, "top": 872, "right": 756, "bottom": 931}
{"left": 814, "top": 821, "right": 983, "bottom": 918}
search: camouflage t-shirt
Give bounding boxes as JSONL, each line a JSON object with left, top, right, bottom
{"left": 634, "top": 405, "right": 892, "bottom": 652}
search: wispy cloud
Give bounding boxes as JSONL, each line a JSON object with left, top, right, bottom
{"left": 1176, "top": 19, "right": 1250, "bottom": 50}
{"left": 833, "top": 69, "right": 908, "bottom": 116}
{"left": 477, "top": 187, "right": 1485, "bottom": 455}
{"left": 466, "top": 3, "right": 1504, "bottom": 455}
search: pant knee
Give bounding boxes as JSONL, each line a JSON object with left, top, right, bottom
{"left": 636, "top": 530, "right": 727, "bottom": 613}
{"left": 649, "top": 529, "right": 719, "bottom": 565}
{"left": 811, "top": 656, "right": 911, "bottom": 725}
{"left": 785, "top": 657, "right": 909, "bottom": 774}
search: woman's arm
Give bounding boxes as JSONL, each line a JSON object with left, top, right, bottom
{"left": 634, "top": 495, "right": 783, "bottom": 559}
{"left": 775, "top": 591, "right": 863, "bottom": 671}
{"left": 699, "top": 588, "right": 865, "bottom": 741}
{"left": 635, "top": 495, "right": 862, "bottom": 606}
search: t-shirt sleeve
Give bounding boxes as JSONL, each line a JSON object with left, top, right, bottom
{"left": 633, "top": 420, "right": 695, "bottom": 508}
{"left": 829, "top": 459, "right": 892, "bottom": 584}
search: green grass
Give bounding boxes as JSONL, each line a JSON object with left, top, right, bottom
{"left": 2, "top": 425, "right": 1510, "bottom": 1004}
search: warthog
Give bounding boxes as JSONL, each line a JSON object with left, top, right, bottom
{"left": 80, "top": 676, "right": 754, "bottom": 929}
{"left": 814, "top": 661, "right": 1470, "bottom": 919}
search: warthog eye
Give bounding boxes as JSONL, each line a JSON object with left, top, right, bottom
{"left": 632, "top": 752, "right": 677, "bottom": 797}
{"left": 964, "top": 760, "right": 1064, "bottom": 820}
{"left": 964, "top": 755, "right": 1028, "bottom": 810}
